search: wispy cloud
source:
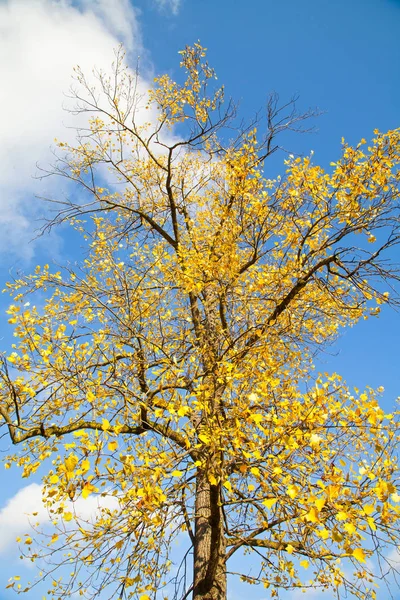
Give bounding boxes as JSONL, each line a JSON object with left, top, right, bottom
{"left": 153, "top": 0, "right": 182, "bottom": 16}
{"left": 387, "top": 546, "right": 400, "bottom": 565}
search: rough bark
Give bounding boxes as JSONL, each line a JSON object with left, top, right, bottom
{"left": 193, "top": 471, "right": 227, "bottom": 600}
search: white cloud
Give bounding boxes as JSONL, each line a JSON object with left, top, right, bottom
{"left": 0, "top": 483, "right": 48, "bottom": 554}
{"left": 79, "top": 0, "right": 142, "bottom": 51}
{"left": 0, "top": 482, "right": 120, "bottom": 555}
{"left": 0, "top": 0, "right": 143, "bottom": 260}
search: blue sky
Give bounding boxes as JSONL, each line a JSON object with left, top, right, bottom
{"left": 0, "top": 0, "right": 399, "bottom": 599}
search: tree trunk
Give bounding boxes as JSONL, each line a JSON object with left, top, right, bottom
{"left": 193, "top": 471, "right": 227, "bottom": 600}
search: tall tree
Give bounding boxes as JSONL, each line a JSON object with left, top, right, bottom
{"left": 1, "top": 44, "right": 400, "bottom": 600}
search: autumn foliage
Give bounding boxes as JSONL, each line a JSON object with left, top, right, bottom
{"left": 1, "top": 44, "right": 400, "bottom": 600}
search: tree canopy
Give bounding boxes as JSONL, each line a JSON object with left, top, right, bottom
{"left": 1, "top": 44, "right": 400, "bottom": 600}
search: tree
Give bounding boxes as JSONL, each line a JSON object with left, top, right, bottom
{"left": 1, "top": 43, "right": 400, "bottom": 600}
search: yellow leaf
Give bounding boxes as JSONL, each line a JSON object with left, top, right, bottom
{"left": 300, "top": 560, "right": 309, "bottom": 569}
{"left": 86, "top": 390, "right": 96, "bottom": 402}
{"left": 250, "top": 467, "right": 260, "bottom": 477}
{"left": 82, "top": 483, "right": 96, "bottom": 499}
{"left": 101, "top": 419, "right": 111, "bottom": 431}
{"left": 263, "top": 497, "right": 277, "bottom": 509}
{"left": 363, "top": 504, "right": 375, "bottom": 516}
{"left": 332, "top": 530, "right": 343, "bottom": 542}
{"left": 305, "top": 507, "right": 319, "bottom": 523}
{"left": 72, "top": 430, "right": 86, "bottom": 438}
{"left": 326, "top": 485, "right": 340, "bottom": 501}
{"left": 309, "top": 433, "right": 322, "bottom": 446}
{"left": 108, "top": 440, "right": 118, "bottom": 452}
{"left": 65, "top": 455, "right": 78, "bottom": 473}
{"left": 139, "top": 595, "right": 150, "bottom": 600}
{"left": 287, "top": 485, "right": 298, "bottom": 499}
{"left": 49, "top": 475, "right": 59, "bottom": 484}
{"left": 24, "top": 537, "right": 32, "bottom": 545}
{"left": 223, "top": 481, "right": 232, "bottom": 493}
{"left": 352, "top": 548, "right": 366, "bottom": 563}
{"left": 344, "top": 522, "right": 356, "bottom": 534}
{"left": 171, "top": 470, "right": 183, "bottom": 477}
{"left": 198, "top": 434, "right": 210, "bottom": 444}
{"left": 208, "top": 473, "right": 218, "bottom": 485}
{"left": 81, "top": 459, "right": 90, "bottom": 471}
{"left": 251, "top": 414, "right": 263, "bottom": 425}
{"left": 318, "top": 528, "right": 330, "bottom": 540}
{"left": 315, "top": 497, "right": 325, "bottom": 511}
{"left": 286, "top": 544, "right": 294, "bottom": 554}
{"left": 336, "top": 511, "right": 349, "bottom": 521}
